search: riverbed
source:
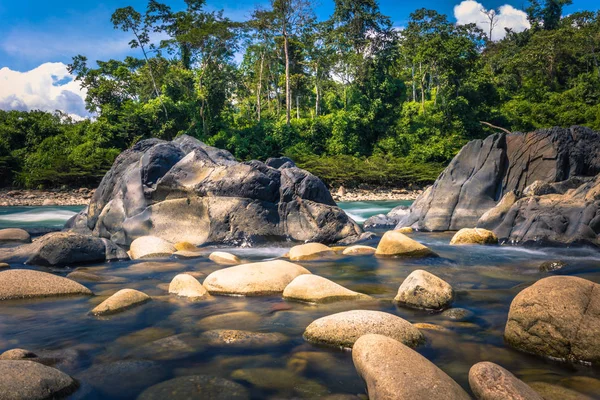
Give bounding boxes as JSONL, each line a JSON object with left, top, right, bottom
{"left": 0, "top": 202, "right": 599, "bottom": 399}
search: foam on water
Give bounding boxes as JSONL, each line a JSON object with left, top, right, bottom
{"left": 0, "top": 206, "right": 83, "bottom": 229}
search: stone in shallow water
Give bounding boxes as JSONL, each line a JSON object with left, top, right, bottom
{"left": 169, "top": 274, "right": 209, "bottom": 298}
{"left": 283, "top": 274, "right": 370, "bottom": 303}
{"left": 538, "top": 260, "right": 567, "bottom": 272}
{"left": 504, "top": 276, "right": 600, "bottom": 364}
{"left": 131, "top": 334, "right": 199, "bottom": 361}
{"left": 342, "top": 245, "right": 376, "bottom": 256}
{"left": 230, "top": 368, "right": 329, "bottom": 398}
{"left": 0, "top": 228, "right": 31, "bottom": 243}
{"left": 199, "top": 330, "right": 289, "bottom": 349}
{"left": 303, "top": 310, "right": 424, "bottom": 349}
{"left": 0, "top": 262, "right": 9, "bottom": 270}
{"left": 173, "top": 250, "right": 203, "bottom": 259}
{"left": 527, "top": 382, "right": 593, "bottom": 400}
{"left": 66, "top": 270, "right": 124, "bottom": 283}
{"left": 174, "top": 241, "right": 200, "bottom": 252}
{"left": 468, "top": 361, "right": 543, "bottom": 400}
{"left": 559, "top": 376, "right": 600, "bottom": 398}
{"left": 0, "top": 269, "right": 92, "bottom": 301}
{"left": 288, "top": 243, "right": 335, "bottom": 261}
{"left": 375, "top": 231, "right": 436, "bottom": 258}
{"left": 138, "top": 375, "right": 250, "bottom": 400}
{"left": 352, "top": 334, "right": 470, "bottom": 400}
{"left": 90, "top": 288, "right": 151, "bottom": 316}
{"left": 0, "top": 349, "right": 37, "bottom": 360}
{"left": 209, "top": 251, "right": 241, "bottom": 265}
{"left": 450, "top": 228, "right": 498, "bottom": 245}
{"left": 0, "top": 360, "right": 78, "bottom": 400}
{"left": 413, "top": 323, "right": 450, "bottom": 332}
{"left": 394, "top": 269, "right": 454, "bottom": 310}
{"left": 129, "top": 236, "right": 176, "bottom": 259}
{"left": 441, "top": 308, "right": 474, "bottom": 321}
{"left": 197, "top": 311, "right": 261, "bottom": 331}
{"left": 203, "top": 260, "right": 311, "bottom": 296}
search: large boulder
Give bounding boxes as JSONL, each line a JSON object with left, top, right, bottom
{"left": 0, "top": 360, "right": 78, "bottom": 400}
{"left": 129, "top": 236, "right": 176, "bottom": 259}
{"left": 283, "top": 274, "right": 370, "bottom": 303}
{"left": 203, "top": 260, "right": 311, "bottom": 296}
{"left": 469, "top": 362, "right": 543, "bottom": 400}
{"left": 394, "top": 269, "right": 454, "bottom": 310}
{"left": 0, "top": 269, "right": 92, "bottom": 301}
{"left": 65, "top": 135, "right": 361, "bottom": 246}
{"left": 352, "top": 334, "right": 470, "bottom": 400}
{"left": 303, "top": 310, "right": 424, "bottom": 349}
{"left": 375, "top": 230, "right": 436, "bottom": 257}
{"left": 396, "top": 127, "right": 600, "bottom": 246}
{"left": 504, "top": 276, "right": 600, "bottom": 364}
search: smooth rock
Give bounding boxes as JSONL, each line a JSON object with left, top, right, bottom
{"left": 394, "top": 269, "right": 454, "bottom": 310}
{"left": 0, "top": 360, "right": 78, "bottom": 400}
{"left": 199, "top": 330, "right": 289, "bottom": 348}
{"left": 342, "top": 245, "right": 376, "bottom": 256}
{"left": 0, "top": 349, "right": 37, "bottom": 360}
{"left": 0, "top": 269, "right": 92, "bottom": 301}
{"left": 209, "top": 251, "right": 241, "bottom": 265}
{"left": 203, "top": 260, "right": 311, "bottom": 296}
{"left": 288, "top": 243, "right": 334, "bottom": 261}
{"left": 375, "top": 231, "right": 436, "bottom": 258}
{"left": 396, "top": 227, "right": 413, "bottom": 234}
{"left": 0, "top": 228, "right": 30, "bottom": 243}
{"left": 129, "top": 236, "right": 176, "bottom": 259}
{"left": 197, "top": 311, "right": 261, "bottom": 331}
{"left": 131, "top": 334, "right": 197, "bottom": 361}
{"left": 450, "top": 228, "right": 498, "bottom": 245}
{"left": 137, "top": 375, "right": 249, "bottom": 400}
{"left": 469, "top": 361, "right": 543, "bottom": 400}
{"left": 169, "top": 274, "right": 209, "bottom": 298}
{"left": 303, "top": 310, "right": 424, "bottom": 349}
{"left": 352, "top": 334, "right": 470, "bottom": 400}
{"left": 173, "top": 250, "right": 203, "bottom": 259}
{"left": 173, "top": 241, "right": 199, "bottom": 252}
{"left": 0, "top": 263, "right": 9, "bottom": 270}
{"left": 413, "top": 323, "right": 450, "bottom": 332}
{"left": 283, "top": 274, "right": 370, "bottom": 303}
{"left": 230, "top": 368, "right": 328, "bottom": 397}
{"left": 91, "top": 288, "right": 151, "bottom": 315}
{"left": 505, "top": 276, "right": 600, "bottom": 364}
{"left": 441, "top": 308, "right": 475, "bottom": 321}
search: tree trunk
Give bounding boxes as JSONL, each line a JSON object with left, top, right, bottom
{"left": 411, "top": 64, "right": 416, "bottom": 102}
{"left": 283, "top": 30, "right": 291, "bottom": 125}
{"left": 296, "top": 94, "right": 300, "bottom": 119}
{"left": 314, "top": 65, "right": 320, "bottom": 117}
{"left": 257, "top": 52, "right": 264, "bottom": 122}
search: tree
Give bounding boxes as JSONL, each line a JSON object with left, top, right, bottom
{"left": 527, "top": 0, "right": 573, "bottom": 30}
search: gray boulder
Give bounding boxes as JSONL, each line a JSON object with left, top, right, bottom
{"left": 66, "top": 135, "right": 360, "bottom": 246}
{"left": 364, "top": 205, "right": 410, "bottom": 230}
{"left": 396, "top": 126, "right": 600, "bottom": 246}
{"left": 0, "top": 360, "right": 78, "bottom": 400}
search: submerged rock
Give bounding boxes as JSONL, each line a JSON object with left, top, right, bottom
{"left": 199, "top": 329, "right": 289, "bottom": 348}
{"left": 203, "top": 260, "right": 311, "bottom": 296}
{"left": 129, "top": 236, "right": 176, "bottom": 259}
{"left": 288, "top": 242, "right": 335, "bottom": 261}
{"left": 538, "top": 260, "right": 568, "bottom": 272}
{"left": 303, "top": 310, "right": 424, "bottom": 349}
{"left": 0, "top": 269, "right": 92, "bottom": 301}
{"left": 528, "top": 382, "right": 593, "bottom": 400}
{"left": 230, "top": 368, "right": 329, "bottom": 397}
{"left": 283, "top": 274, "right": 370, "bottom": 303}
{"left": 0, "top": 360, "right": 78, "bottom": 400}
{"left": 209, "top": 251, "right": 241, "bottom": 265}
{"left": 394, "top": 270, "right": 454, "bottom": 310}
{"left": 375, "top": 230, "right": 436, "bottom": 258}
{"left": 173, "top": 241, "right": 199, "bottom": 252}
{"left": 450, "top": 228, "right": 498, "bottom": 245}
{"left": 504, "top": 276, "right": 600, "bottom": 364}
{"left": 352, "top": 334, "right": 470, "bottom": 400}
{"left": 0, "top": 228, "right": 31, "bottom": 243}
{"left": 342, "top": 245, "right": 377, "bottom": 255}
{"left": 197, "top": 311, "right": 261, "bottom": 331}
{"left": 469, "top": 362, "right": 543, "bottom": 400}
{"left": 169, "top": 274, "right": 209, "bottom": 298}
{"left": 66, "top": 135, "right": 361, "bottom": 246}
{"left": 363, "top": 205, "right": 410, "bottom": 230}
{"left": 138, "top": 375, "right": 250, "bottom": 400}
{"left": 91, "top": 288, "right": 151, "bottom": 316}
{"left": 441, "top": 308, "right": 475, "bottom": 321}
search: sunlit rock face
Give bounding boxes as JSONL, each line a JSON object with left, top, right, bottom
{"left": 66, "top": 135, "right": 361, "bottom": 246}
{"left": 397, "top": 126, "right": 600, "bottom": 246}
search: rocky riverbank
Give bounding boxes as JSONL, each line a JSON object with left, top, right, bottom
{"left": 0, "top": 189, "right": 94, "bottom": 207}
{"left": 332, "top": 187, "right": 422, "bottom": 202}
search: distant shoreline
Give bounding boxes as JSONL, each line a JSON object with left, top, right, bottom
{"left": 0, "top": 187, "right": 422, "bottom": 207}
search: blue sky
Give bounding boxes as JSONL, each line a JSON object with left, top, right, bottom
{"left": 0, "top": 0, "right": 598, "bottom": 119}
{"left": 1, "top": 0, "right": 597, "bottom": 71}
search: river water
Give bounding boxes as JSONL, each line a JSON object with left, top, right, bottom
{"left": 0, "top": 203, "right": 599, "bottom": 399}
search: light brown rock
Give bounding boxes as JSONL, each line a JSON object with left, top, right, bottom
{"left": 203, "top": 260, "right": 311, "bottom": 296}
{"left": 0, "top": 360, "right": 78, "bottom": 399}
{"left": 303, "top": 310, "right": 424, "bottom": 349}
{"left": 469, "top": 362, "right": 543, "bottom": 400}
{"left": 396, "top": 227, "right": 413, "bottom": 234}
{"left": 283, "top": 274, "right": 370, "bottom": 303}
{"left": 197, "top": 311, "right": 261, "bottom": 331}
{"left": 352, "top": 334, "right": 471, "bottom": 400}
{"left": 394, "top": 269, "right": 454, "bottom": 310}
{"left": 0, "top": 349, "right": 37, "bottom": 360}
{"left": 450, "top": 228, "right": 499, "bottom": 245}
{"left": 129, "top": 236, "right": 176, "bottom": 259}
{"left": 375, "top": 230, "right": 436, "bottom": 257}
{"left": 91, "top": 288, "right": 151, "bottom": 315}
{"left": 342, "top": 245, "right": 376, "bottom": 256}
{"left": 0, "top": 228, "right": 31, "bottom": 243}
{"left": 173, "top": 250, "right": 203, "bottom": 259}
{"left": 169, "top": 274, "right": 209, "bottom": 298}
{"left": 288, "top": 243, "right": 335, "bottom": 261}
{"left": 199, "top": 330, "right": 289, "bottom": 348}
{"left": 209, "top": 251, "right": 241, "bottom": 265}
{"left": 0, "top": 263, "right": 9, "bottom": 270}
{"left": 504, "top": 276, "right": 600, "bottom": 364}
{"left": 0, "top": 269, "right": 92, "bottom": 301}
{"left": 173, "top": 242, "right": 199, "bottom": 252}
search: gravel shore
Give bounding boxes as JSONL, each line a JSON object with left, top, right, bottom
{"left": 333, "top": 187, "right": 422, "bottom": 202}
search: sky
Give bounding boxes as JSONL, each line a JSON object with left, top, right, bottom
{"left": 0, "top": 0, "right": 598, "bottom": 119}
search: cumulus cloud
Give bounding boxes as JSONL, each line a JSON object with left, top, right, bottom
{"left": 0, "top": 62, "right": 90, "bottom": 120}
{"left": 454, "top": 0, "right": 530, "bottom": 41}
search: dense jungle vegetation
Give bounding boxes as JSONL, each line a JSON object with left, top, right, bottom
{"left": 1, "top": 0, "right": 599, "bottom": 188}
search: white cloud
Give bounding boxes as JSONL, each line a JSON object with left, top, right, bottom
{"left": 454, "top": 1, "right": 530, "bottom": 41}
{"left": 0, "top": 62, "right": 90, "bottom": 120}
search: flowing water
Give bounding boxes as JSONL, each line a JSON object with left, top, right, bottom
{"left": 1, "top": 202, "right": 599, "bottom": 399}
